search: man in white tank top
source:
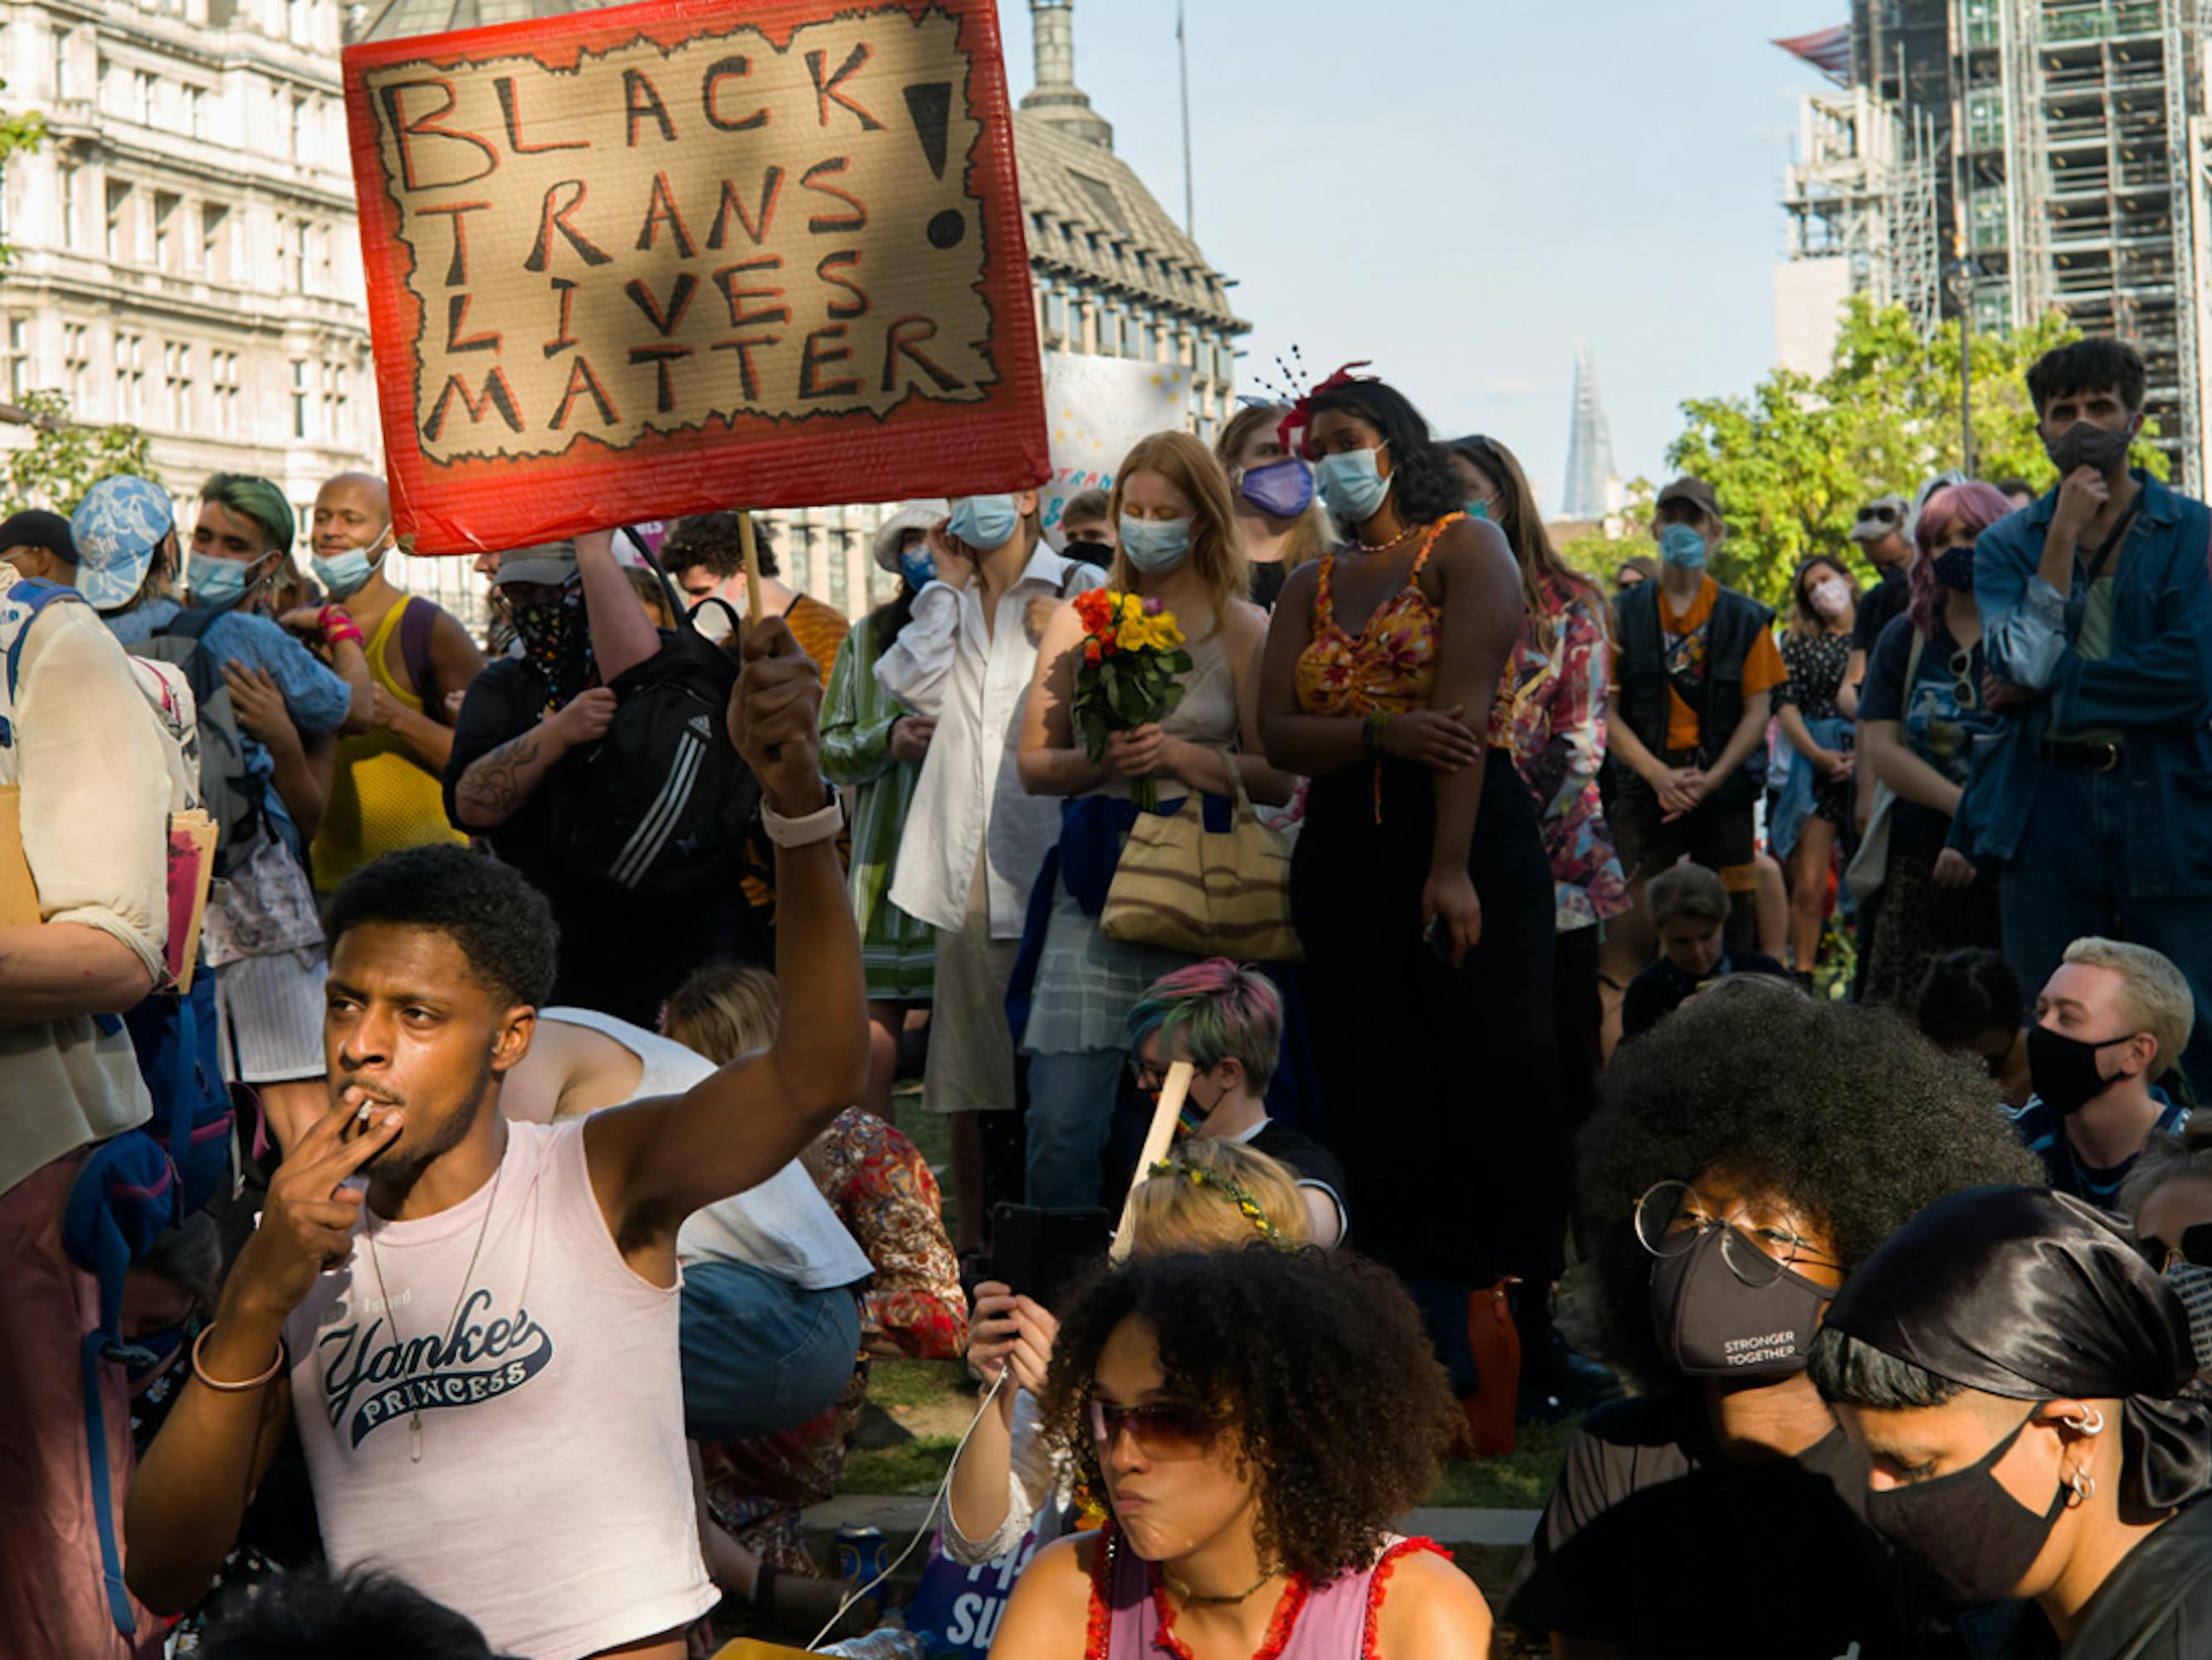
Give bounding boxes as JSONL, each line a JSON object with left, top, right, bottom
{"left": 125, "top": 619, "right": 866, "bottom": 1660}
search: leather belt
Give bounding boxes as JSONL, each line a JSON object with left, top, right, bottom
{"left": 2040, "top": 738, "right": 2123, "bottom": 772}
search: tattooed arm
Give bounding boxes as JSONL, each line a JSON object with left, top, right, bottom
{"left": 451, "top": 688, "right": 616, "bottom": 831}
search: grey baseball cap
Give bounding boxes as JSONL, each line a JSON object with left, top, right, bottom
{"left": 492, "top": 540, "right": 579, "bottom": 588}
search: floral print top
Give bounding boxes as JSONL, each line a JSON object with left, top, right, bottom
{"left": 1511, "top": 577, "right": 1630, "bottom": 932}
{"left": 1292, "top": 514, "right": 1516, "bottom": 750}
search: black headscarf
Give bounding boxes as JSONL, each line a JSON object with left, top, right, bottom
{"left": 1825, "top": 1185, "right": 2212, "bottom": 1510}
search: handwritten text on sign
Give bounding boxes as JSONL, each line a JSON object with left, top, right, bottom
{"left": 359, "top": 7, "right": 992, "bottom": 464}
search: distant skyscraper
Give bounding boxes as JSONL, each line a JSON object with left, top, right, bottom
{"left": 1560, "top": 344, "right": 1620, "bottom": 522}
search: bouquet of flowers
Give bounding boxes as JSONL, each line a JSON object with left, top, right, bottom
{"left": 1071, "top": 588, "right": 1192, "bottom": 809}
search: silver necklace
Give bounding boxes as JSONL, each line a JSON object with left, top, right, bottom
{"left": 362, "top": 1157, "right": 505, "bottom": 1464}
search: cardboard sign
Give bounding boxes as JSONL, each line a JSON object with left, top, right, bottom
{"left": 1038, "top": 349, "right": 1192, "bottom": 543}
{"left": 344, "top": 0, "right": 1047, "bottom": 554}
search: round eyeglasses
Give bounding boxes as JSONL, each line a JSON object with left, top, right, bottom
{"left": 1633, "top": 1180, "right": 1838, "bottom": 1286}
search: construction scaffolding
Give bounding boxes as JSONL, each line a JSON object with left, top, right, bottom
{"left": 1893, "top": 108, "right": 1946, "bottom": 337}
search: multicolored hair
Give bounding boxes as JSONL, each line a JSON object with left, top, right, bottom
{"left": 1126, "top": 958, "right": 1283, "bottom": 1096}
{"left": 199, "top": 471, "right": 295, "bottom": 554}
{"left": 1907, "top": 481, "right": 2015, "bottom": 637}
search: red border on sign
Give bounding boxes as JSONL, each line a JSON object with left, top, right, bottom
{"left": 342, "top": 0, "right": 1046, "bottom": 554}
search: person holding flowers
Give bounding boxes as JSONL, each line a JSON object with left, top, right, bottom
{"left": 1257, "top": 369, "right": 1561, "bottom": 1404}
{"left": 1017, "top": 431, "right": 1294, "bottom": 1211}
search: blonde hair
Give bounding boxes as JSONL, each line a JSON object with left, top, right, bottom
{"left": 1214, "top": 403, "right": 1326, "bottom": 574}
{"left": 661, "top": 960, "right": 778, "bottom": 1065}
{"left": 2062, "top": 937, "right": 2196, "bottom": 1074}
{"left": 1130, "top": 1139, "right": 1311, "bottom": 1252}
{"left": 1106, "top": 430, "right": 1248, "bottom": 635}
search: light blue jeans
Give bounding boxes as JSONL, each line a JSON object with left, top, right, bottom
{"left": 678, "top": 1258, "right": 862, "bottom": 1443}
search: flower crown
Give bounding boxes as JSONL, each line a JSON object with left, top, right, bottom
{"left": 1150, "top": 1158, "right": 1279, "bottom": 1242}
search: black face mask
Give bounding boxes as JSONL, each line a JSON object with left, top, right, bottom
{"left": 2026, "top": 1023, "right": 2135, "bottom": 1118}
{"left": 1865, "top": 1407, "right": 2068, "bottom": 1606}
{"left": 1062, "top": 537, "right": 1113, "bottom": 568}
{"left": 2045, "top": 418, "right": 2135, "bottom": 476}
{"left": 1648, "top": 1227, "right": 1833, "bottom": 1378}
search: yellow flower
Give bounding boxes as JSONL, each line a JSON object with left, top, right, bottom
{"left": 1116, "top": 618, "right": 1155, "bottom": 652}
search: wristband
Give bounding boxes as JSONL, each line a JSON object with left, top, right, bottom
{"left": 191, "top": 1323, "right": 287, "bottom": 1393}
{"left": 1361, "top": 709, "right": 1395, "bottom": 757}
{"left": 761, "top": 794, "right": 843, "bottom": 848}
{"left": 319, "top": 606, "right": 365, "bottom": 648}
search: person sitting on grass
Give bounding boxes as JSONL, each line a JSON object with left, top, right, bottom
{"left": 1126, "top": 959, "right": 1347, "bottom": 1246}
{"left": 946, "top": 1140, "right": 1312, "bottom": 1570}
{"left": 1504, "top": 986, "right": 2043, "bottom": 1660}
{"left": 1619, "top": 861, "right": 1790, "bottom": 1041}
{"left": 993, "top": 1246, "right": 1493, "bottom": 1658}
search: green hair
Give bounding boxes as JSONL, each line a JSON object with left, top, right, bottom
{"left": 1126, "top": 958, "right": 1283, "bottom": 1095}
{"left": 200, "top": 472, "right": 295, "bottom": 554}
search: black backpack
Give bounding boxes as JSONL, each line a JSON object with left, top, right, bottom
{"left": 559, "top": 548, "right": 765, "bottom": 908}
{"left": 134, "top": 606, "right": 265, "bottom": 874}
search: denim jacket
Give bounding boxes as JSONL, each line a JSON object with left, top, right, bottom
{"left": 1967, "top": 471, "right": 2212, "bottom": 896}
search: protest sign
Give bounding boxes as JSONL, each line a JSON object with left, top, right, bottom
{"left": 1038, "top": 349, "right": 1193, "bottom": 544}
{"left": 344, "top": 0, "right": 1047, "bottom": 554}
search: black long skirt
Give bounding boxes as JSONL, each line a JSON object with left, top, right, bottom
{"left": 1291, "top": 755, "right": 1564, "bottom": 1286}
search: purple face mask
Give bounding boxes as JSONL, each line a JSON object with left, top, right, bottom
{"left": 1240, "top": 457, "right": 1314, "bottom": 518}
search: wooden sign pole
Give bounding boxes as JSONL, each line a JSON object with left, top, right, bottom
{"left": 737, "top": 510, "right": 764, "bottom": 627}
{"left": 1111, "top": 1060, "right": 1195, "bottom": 1262}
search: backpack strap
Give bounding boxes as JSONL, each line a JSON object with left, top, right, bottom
{"left": 397, "top": 594, "right": 437, "bottom": 699}
{"left": 154, "top": 605, "right": 228, "bottom": 715}
{"left": 3, "top": 578, "right": 87, "bottom": 707}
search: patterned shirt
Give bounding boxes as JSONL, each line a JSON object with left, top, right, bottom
{"left": 1511, "top": 578, "right": 1629, "bottom": 931}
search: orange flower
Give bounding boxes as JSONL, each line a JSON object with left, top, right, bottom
{"left": 1084, "top": 639, "right": 1103, "bottom": 664}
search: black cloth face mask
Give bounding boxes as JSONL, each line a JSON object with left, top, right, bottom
{"left": 2045, "top": 419, "right": 2135, "bottom": 476}
{"left": 1649, "top": 1226, "right": 1833, "bottom": 1378}
{"left": 2026, "top": 1023, "right": 2135, "bottom": 1118}
{"left": 1864, "top": 1405, "right": 2069, "bottom": 1606}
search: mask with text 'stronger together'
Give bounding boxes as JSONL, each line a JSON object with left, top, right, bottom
{"left": 1648, "top": 1226, "right": 1830, "bottom": 1377}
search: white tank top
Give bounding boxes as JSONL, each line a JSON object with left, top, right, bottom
{"left": 544, "top": 1006, "right": 872, "bottom": 1291}
{"left": 283, "top": 1120, "right": 715, "bottom": 1660}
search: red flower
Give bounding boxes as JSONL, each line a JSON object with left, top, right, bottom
{"left": 1074, "top": 588, "right": 1113, "bottom": 635}
{"left": 1084, "top": 639, "right": 1102, "bottom": 664}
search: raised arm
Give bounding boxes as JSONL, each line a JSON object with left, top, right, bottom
{"left": 578, "top": 529, "right": 660, "bottom": 685}
{"left": 586, "top": 617, "right": 868, "bottom": 1248}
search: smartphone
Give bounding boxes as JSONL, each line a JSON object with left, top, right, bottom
{"left": 987, "top": 1204, "right": 1111, "bottom": 1307}
{"left": 1427, "top": 913, "right": 1458, "bottom": 966}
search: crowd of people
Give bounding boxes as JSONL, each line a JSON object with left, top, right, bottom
{"left": 7, "top": 331, "right": 2212, "bottom": 1658}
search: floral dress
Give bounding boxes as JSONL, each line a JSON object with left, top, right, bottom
{"left": 1510, "top": 577, "right": 1629, "bottom": 932}
{"left": 1777, "top": 630, "right": 1854, "bottom": 828}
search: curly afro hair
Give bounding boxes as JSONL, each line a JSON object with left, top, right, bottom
{"left": 325, "top": 846, "right": 558, "bottom": 1009}
{"left": 1036, "top": 1247, "right": 1459, "bottom": 1585}
{"left": 1584, "top": 991, "right": 2043, "bottom": 1393}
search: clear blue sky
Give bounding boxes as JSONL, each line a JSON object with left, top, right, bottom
{"left": 994, "top": 0, "right": 1832, "bottom": 511}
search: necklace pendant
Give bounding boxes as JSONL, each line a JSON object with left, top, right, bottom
{"left": 409, "top": 1413, "right": 422, "bottom": 1463}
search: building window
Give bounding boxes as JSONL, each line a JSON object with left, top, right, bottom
{"left": 287, "top": 218, "right": 307, "bottom": 292}
{"left": 186, "top": 85, "right": 205, "bottom": 139}
{"left": 316, "top": 220, "right": 332, "bottom": 290}
{"left": 291, "top": 359, "right": 306, "bottom": 439}
{"left": 154, "top": 191, "right": 178, "bottom": 270}
{"left": 64, "top": 323, "right": 90, "bottom": 405}
{"left": 133, "top": 70, "right": 155, "bottom": 125}
{"left": 51, "top": 27, "right": 71, "bottom": 101}
{"left": 115, "top": 332, "right": 144, "bottom": 422}
{"left": 1099, "top": 305, "right": 1120, "bottom": 356}
{"left": 288, "top": 0, "right": 310, "bottom": 42}
{"left": 163, "top": 340, "right": 192, "bottom": 427}
{"left": 1043, "top": 288, "right": 1065, "bottom": 339}
{"left": 201, "top": 203, "right": 228, "bottom": 276}
{"left": 211, "top": 349, "right": 239, "bottom": 436}
{"left": 6, "top": 317, "right": 27, "bottom": 403}
{"left": 105, "top": 179, "right": 131, "bottom": 262}
{"left": 56, "top": 164, "right": 76, "bottom": 245}
{"left": 290, "top": 96, "right": 306, "bottom": 160}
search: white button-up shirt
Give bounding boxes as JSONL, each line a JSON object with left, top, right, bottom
{"left": 877, "top": 546, "right": 1106, "bottom": 937}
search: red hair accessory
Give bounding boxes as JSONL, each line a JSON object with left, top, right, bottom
{"left": 1276, "top": 360, "right": 1375, "bottom": 458}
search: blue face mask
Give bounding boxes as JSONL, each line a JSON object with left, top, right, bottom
{"left": 898, "top": 545, "right": 936, "bottom": 590}
{"left": 1119, "top": 515, "right": 1193, "bottom": 574}
{"left": 947, "top": 495, "right": 1019, "bottom": 553}
{"left": 1316, "top": 446, "right": 1392, "bottom": 524}
{"left": 1658, "top": 524, "right": 1709, "bottom": 569}
{"left": 310, "top": 533, "right": 388, "bottom": 601}
{"left": 189, "top": 553, "right": 270, "bottom": 608}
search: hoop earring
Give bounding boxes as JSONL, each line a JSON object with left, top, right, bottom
{"left": 2076, "top": 1407, "right": 2107, "bottom": 1437}
{"left": 2069, "top": 1468, "right": 2097, "bottom": 1507}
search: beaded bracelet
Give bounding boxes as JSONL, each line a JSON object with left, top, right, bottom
{"left": 318, "top": 605, "right": 365, "bottom": 648}
{"left": 190, "top": 1324, "right": 287, "bottom": 1394}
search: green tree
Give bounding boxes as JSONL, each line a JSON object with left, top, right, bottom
{"left": 0, "top": 82, "right": 44, "bottom": 267}
{"left": 1663, "top": 297, "right": 2161, "bottom": 608}
{"left": 1557, "top": 476, "right": 1656, "bottom": 588}
{"left": 3, "top": 388, "right": 159, "bottom": 514}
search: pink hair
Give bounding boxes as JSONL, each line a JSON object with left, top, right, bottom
{"left": 1908, "top": 482, "right": 2016, "bottom": 637}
